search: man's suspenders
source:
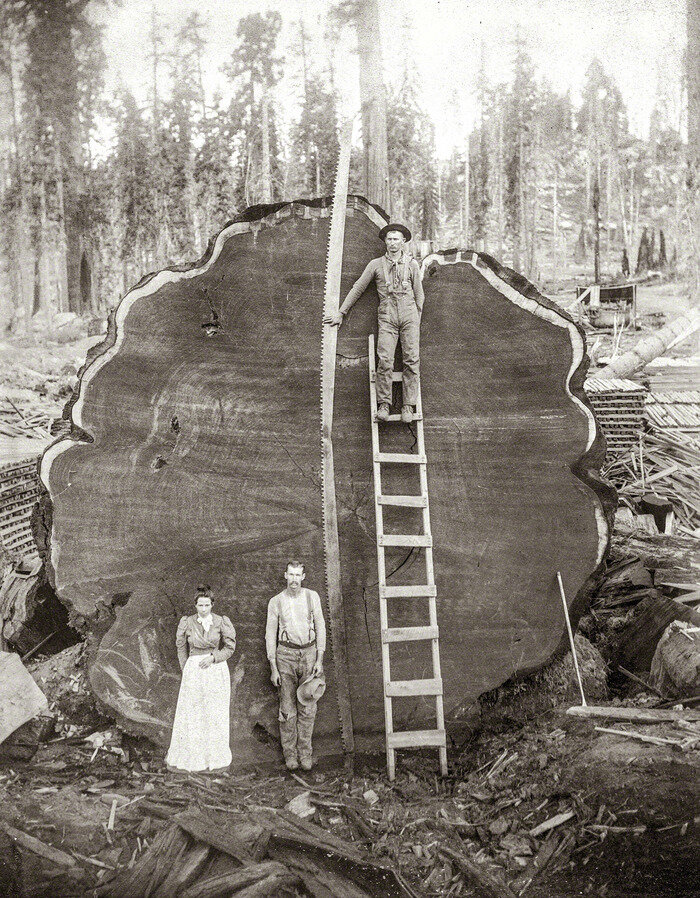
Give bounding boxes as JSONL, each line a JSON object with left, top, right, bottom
{"left": 277, "top": 589, "right": 316, "bottom": 649}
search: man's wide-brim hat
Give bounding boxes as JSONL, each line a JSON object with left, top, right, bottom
{"left": 379, "top": 223, "right": 412, "bottom": 242}
{"left": 296, "top": 672, "right": 327, "bottom": 706}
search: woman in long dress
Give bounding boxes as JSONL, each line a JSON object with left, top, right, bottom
{"left": 166, "top": 586, "right": 236, "bottom": 771}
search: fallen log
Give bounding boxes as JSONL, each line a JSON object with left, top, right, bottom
{"left": 39, "top": 199, "right": 612, "bottom": 756}
{"left": 566, "top": 705, "right": 700, "bottom": 722}
{"left": 597, "top": 306, "right": 700, "bottom": 378}
{"left": 650, "top": 620, "right": 700, "bottom": 699}
{"left": 612, "top": 592, "right": 700, "bottom": 672}
{"left": 180, "top": 862, "right": 290, "bottom": 898}
{"left": 437, "top": 844, "right": 517, "bottom": 898}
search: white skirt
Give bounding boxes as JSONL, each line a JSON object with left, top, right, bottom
{"left": 166, "top": 655, "right": 232, "bottom": 772}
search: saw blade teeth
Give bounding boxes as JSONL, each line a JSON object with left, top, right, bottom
{"left": 318, "top": 121, "right": 355, "bottom": 753}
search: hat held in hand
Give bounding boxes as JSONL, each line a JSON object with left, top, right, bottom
{"left": 296, "top": 671, "right": 326, "bottom": 705}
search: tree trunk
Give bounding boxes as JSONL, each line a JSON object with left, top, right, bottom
{"left": 355, "top": 0, "right": 389, "bottom": 212}
{"left": 463, "top": 133, "right": 470, "bottom": 248}
{"left": 552, "top": 162, "right": 559, "bottom": 281}
{"left": 55, "top": 163, "right": 71, "bottom": 314}
{"left": 617, "top": 163, "right": 630, "bottom": 260}
{"left": 512, "top": 131, "right": 524, "bottom": 271}
{"left": 0, "top": 47, "right": 15, "bottom": 332}
{"left": 605, "top": 153, "right": 612, "bottom": 272}
{"left": 598, "top": 307, "right": 700, "bottom": 377}
{"left": 40, "top": 200, "right": 612, "bottom": 754}
{"left": 37, "top": 180, "right": 52, "bottom": 314}
{"left": 688, "top": 0, "right": 700, "bottom": 301}
{"left": 6, "top": 36, "right": 34, "bottom": 330}
{"left": 497, "top": 116, "right": 504, "bottom": 259}
{"left": 260, "top": 84, "right": 272, "bottom": 203}
{"left": 593, "top": 177, "right": 601, "bottom": 283}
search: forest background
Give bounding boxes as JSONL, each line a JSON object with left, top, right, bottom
{"left": 1, "top": 0, "right": 698, "bottom": 329}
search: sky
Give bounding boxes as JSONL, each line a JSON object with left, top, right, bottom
{"left": 96, "top": 0, "right": 687, "bottom": 157}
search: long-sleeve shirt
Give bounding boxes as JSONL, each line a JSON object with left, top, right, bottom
{"left": 339, "top": 253, "right": 424, "bottom": 316}
{"left": 176, "top": 613, "right": 236, "bottom": 669}
{"left": 265, "top": 588, "right": 326, "bottom": 660}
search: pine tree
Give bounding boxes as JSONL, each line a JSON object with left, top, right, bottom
{"left": 578, "top": 58, "right": 628, "bottom": 279}
{"left": 386, "top": 61, "right": 437, "bottom": 241}
{"left": 504, "top": 35, "right": 538, "bottom": 272}
{"left": 291, "top": 75, "right": 339, "bottom": 198}
{"left": 6, "top": 0, "right": 105, "bottom": 315}
{"left": 224, "top": 12, "right": 284, "bottom": 207}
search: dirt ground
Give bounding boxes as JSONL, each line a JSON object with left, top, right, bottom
{"left": 1, "top": 279, "right": 698, "bottom": 897}
{"left": 1, "top": 696, "right": 698, "bottom": 898}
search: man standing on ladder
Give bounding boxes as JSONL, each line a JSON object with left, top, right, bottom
{"left": 324, "top": 223, "right": 424, "bottom": 424}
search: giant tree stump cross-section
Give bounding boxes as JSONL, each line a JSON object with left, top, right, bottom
{"left": 40, "top": 198, "right": 613, "bottom": 762}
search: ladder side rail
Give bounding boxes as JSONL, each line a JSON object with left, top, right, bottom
{"left": 368, "top": 335, "right": 396, "bottom": 778}
{"left": 415, "top": 372, "right": 448, "bottom": 774}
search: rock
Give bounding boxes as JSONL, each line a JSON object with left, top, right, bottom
{"left": 0, "top": 650, "right": 48, "bottom": 744}
{"left": 650, "top": 620, "right": 700, "bottom": 699}
{"left": 363, "top": 789, "right": 379, "bottom": 806}
{"left": 98, "top": 793, "right": 130, "bottom": 807}
{"left": 285, "top": 791, "right": 315, "bottom": 820}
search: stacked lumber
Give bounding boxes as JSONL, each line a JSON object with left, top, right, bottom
{"left": 645, "top": 390, "right": 700, "bottom": 433}
{"left": 0, "top": 398, "right": 52, "bottom": 440}
{"left": 603, "top": 430, "right": 700, "bottom": 534}
{"left": 0, "top": 458, "right": 41, "bottom": 564}
{"left": 584, "top": 376, "right": 646, "bottom": 457}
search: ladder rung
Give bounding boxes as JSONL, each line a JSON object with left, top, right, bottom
{"left": 387, "top": 729, "right": 446, "bottom": 749}
{"left": 377, "top": 494, "right": 427, "bottom": 507}
{"left": 374, "top": 452, "right": 426, "bottom": 464}
{"left": 382, "top": 626, "right": 439, "bottom": 643}
{"left": 391, "top": 371, "right": 404, "bottom": 381}
{"left": 386, "top": 678, "right": 443, "bottom": 697}
{"left": 379, "top": 534, "right": 432, "bottom": 548}
{"left": 380, "top": 584, "right": 437, "bottom": 598}
{"left": 382, "top": 413, "right": 423, "bottom": 423}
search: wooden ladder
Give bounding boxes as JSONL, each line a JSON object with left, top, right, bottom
{"left": 368, "top": 334, "right": 448, "bottom": 780}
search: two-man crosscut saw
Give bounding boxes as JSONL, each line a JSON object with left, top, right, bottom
{"left": 320, "top": 120, "right": 355, "bottom": 754}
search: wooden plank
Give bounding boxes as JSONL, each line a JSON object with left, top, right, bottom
{"left": 382, "top": 412, "right": 423, "bottom": 422}
{"left": 382, "top": 626, "right": 439, "bottom": 643}
{"left": 386, "top": 678, "right": 443, "bottom": 697}
{"left": 374, "top": 452, "right": 426, "bottom": 464}
{"left": 0, "top": 823, "right": 77, "bottom": 868}
{"left": 378, "top": 534, "right": 432, "bottom": 548}
{"left": 377, "top": 494, "right": 427, "bottom": 507}
{"left": 387, "top": 729, "right": 446, "bottom": 748}
{"left": 380, "top": 584, "right": 437, "bottom": 598}
{"left": 567, "top": 705, "right": 700, "bottom": 723}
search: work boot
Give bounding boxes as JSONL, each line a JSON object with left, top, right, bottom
{"left": 376, "top": 403, "right": 390, "bottom": 422}
{"left": 285, "top": 756, "right": 299, "bottom": 771}
{"left": 401, "top": 405, "right": 413, "bottom": 424}
{"left": 299, "top": 757, "right": 314, "bottom": 771}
